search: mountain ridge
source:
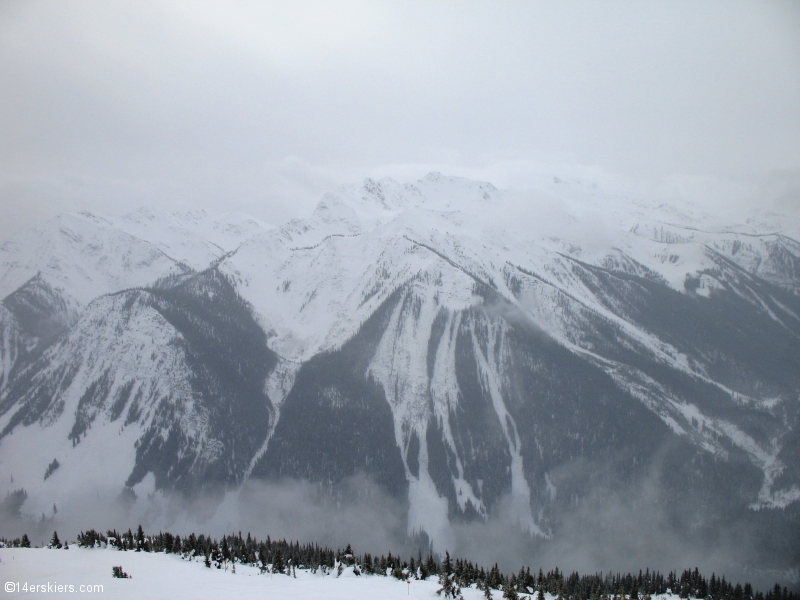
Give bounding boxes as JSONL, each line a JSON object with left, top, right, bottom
{"left": 0, "top": 173, "right": 797, "bottom": 573}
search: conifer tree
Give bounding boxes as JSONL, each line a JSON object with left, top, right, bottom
{"left": 443, "top": 550, "right": 453, "bottom": 576}
{"left": 485, "top": 583, "right": 494, "bottom": 599}
{"left": 222, "top": 537, "right": 231, "bottom": 562}
{"left": 135, "top": 525, "right": 144, "bottom": 551}
{"left": 426, "top": 552, "right": 438, "bottom": 576}
{"left": 487, "top": 564, "right": 503, "bottom": 590}
{"left": 49, "top": 531, "right": 61, "bottom": 549}
{"left": 524, "top": 567, "right": 534, "bottom": 591}
{"left": 437, "top": 551, "right": 463, "bottom": 599}
{"left": 503, "top": 581, "right": 520, "bottom": 600}
{"left": 478, "top": 578, "right": 493, "bottom": 599}
{"left": 419, "top": 555, "right": 429, "bottom": 580}
{"left": 272, "top": 548, "right": 285, "bottom": 574}
{"left": 344, "top": 543, "right": 354, "bottom": 565}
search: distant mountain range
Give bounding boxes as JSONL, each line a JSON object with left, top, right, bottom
{"left": 1, "top": 173, "right": 798, "bottom": 572}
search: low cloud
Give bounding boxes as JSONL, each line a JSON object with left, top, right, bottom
{"left": 2, "top": 460, "right": 797, "bottom": 591}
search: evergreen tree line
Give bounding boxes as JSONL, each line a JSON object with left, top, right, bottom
{"left": 1, "top": 533, "right": 31, "bottom": 547}
{"left": 2, "top": 526, "right": 795, "bottom": 600}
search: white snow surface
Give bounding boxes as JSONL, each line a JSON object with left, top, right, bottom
{"left": 217, "top": 174, "right": 800, "bottom": 365}
{"left": 0, "top": 546, "right": 695, "bottom": 600}
{"left": 0, "top": 208, "right": 272, "bottom": 307}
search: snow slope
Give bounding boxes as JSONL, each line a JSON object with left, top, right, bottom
{"left": 0, "top": 546, "right": 697, "bottom": 600}
{"left": 0, "top": 208, "right": 273, "bottom": 307}
{"left": 228, "top": 175, "right": 800, "bottom": 528}
{"left": 0, "top": 173, "right": 798, "bottom": 569}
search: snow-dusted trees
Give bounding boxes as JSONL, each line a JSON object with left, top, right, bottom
{"left": 76, "top": 529, "right": 106, "bottom": 547}
{"left": 64, "top": 525, "right": 795, "bottom": 600}
{"left": 502, "top": 580, "right": 519, "bottom": 599}
{"left": 272, "top": 548, "right": 285, "bottom": 574}
{"left": 43, "top": 458, "right": 60, "bottom": 480}
{"left": 111, "top": 566, "right": 130, "bottom": 578}
{"left": 135, "top": 525, "right": 145, "bottom": 552}
{"left": 437, "top": 551, "right": 463, "bottom": 599}
{"left": 48, "top": 531, "right": 61, "bottom": 549}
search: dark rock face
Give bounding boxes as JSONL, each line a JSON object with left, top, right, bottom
{"left": 3, "top": 274, "right": 77, "bottom": 345}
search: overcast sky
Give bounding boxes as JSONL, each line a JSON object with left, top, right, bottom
{"left": 1, "top": 0, "right": 799, "bottom": 241}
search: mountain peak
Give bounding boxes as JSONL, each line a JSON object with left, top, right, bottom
{"left": 307, "top": 173, "right": 502, "bottom": 234}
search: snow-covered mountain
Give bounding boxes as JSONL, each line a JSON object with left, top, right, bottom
{"left": 0, "top": 175, "right": 798, "bottom": 571}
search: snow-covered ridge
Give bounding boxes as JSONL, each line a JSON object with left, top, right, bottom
{"left": 223, "top": 173, "right": 799, "bottom": 365}
{"left": 0, "top": 207, "right": 274, "bottom": 306}
{"left": 0, "top": 173, "right": 798, "bottom": 565}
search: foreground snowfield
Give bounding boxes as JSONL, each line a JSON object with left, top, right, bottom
{"left": 5, "top": 545, "right": 458, "bottom": 599}
{"left": 0, "top": 545, "right": 685, "bottom": 600}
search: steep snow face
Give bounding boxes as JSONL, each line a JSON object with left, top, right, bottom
{"left": 226, "top": 174, "right": 800, "bottom": 365}
{"left": 113, "top": 207, "right": 274, "bottom": 271}
{"left": 0, "top": 268, "right": 278, "bottom": 507}
{"left": 620, "top": 221, "right": 800, "bottom": 294}
{"left": 0, "top": 290, "right": 190, "bottom": 509}
{"left": 0, "top": 173, "right": 797, "bottom": 564}
{"left": 0, "top": 208, "right": 275, "bottom": 415}
{"left": 228, "top": 174, "right": 800, "bottom": 534}
{"left": 0, "top": 208, "right": 274, "bottom": 310}
{"left": 221, "top": 175, "right": 513, "bottom": 364}
{"left": 0, "top": 213, "right": 184, "bottom": 306}
{"left": 0, "top": 275, "right": 79, "bottom": 396}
